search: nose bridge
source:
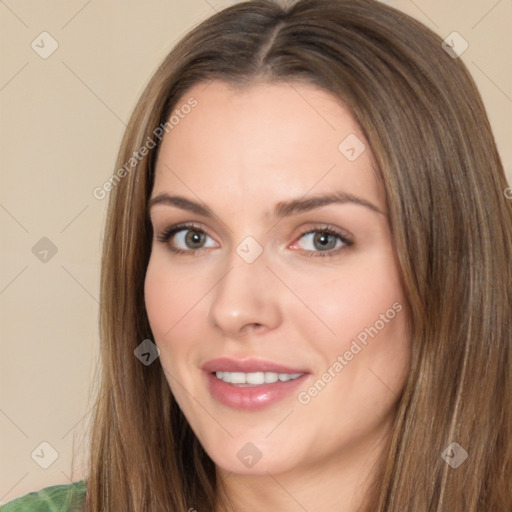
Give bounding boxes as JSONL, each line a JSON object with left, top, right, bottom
{"left": 207, "top": 244, "right": 282, "bottom": 336}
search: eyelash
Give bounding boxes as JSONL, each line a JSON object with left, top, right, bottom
{"left": 156, "top": 222, "right": 354, "bottom": 258}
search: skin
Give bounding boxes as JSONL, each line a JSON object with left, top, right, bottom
{"left": 144, "top": 80, "right": 411, "bottom": 512}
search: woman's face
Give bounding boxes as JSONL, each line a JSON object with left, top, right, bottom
{"left": 145, "top": 80, "right": 411, "bottom": 477}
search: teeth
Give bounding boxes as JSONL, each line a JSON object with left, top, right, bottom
{"left": 214, "top": 371, "right": 303, "bottom": 385}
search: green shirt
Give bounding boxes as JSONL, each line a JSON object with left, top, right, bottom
{"left": 0, "top": 481, "right": 86, "bottom": 512}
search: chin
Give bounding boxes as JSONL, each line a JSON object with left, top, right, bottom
{"left": 202, "top": 436, "right": 302, "bottom": 476}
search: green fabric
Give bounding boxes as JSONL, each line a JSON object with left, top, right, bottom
{"left": 1, "top": 481, "right": 86, "bottom": 512}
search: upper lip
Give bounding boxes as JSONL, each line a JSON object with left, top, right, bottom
{"left": 202, "top": 357, "right": 309, "bottom": 374}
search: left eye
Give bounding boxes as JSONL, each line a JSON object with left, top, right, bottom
{"left": 293, "top": 229, "right": 351, "bottom": 255}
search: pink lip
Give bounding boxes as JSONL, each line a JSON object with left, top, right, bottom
{"left": 202, "top": 357, "right": 310, "bottom": 411}
{"left": 202, "top": 357, "right": 309, "bottom": 374}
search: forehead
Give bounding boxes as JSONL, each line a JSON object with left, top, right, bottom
{"left": 152, "top": 80, "right": 384, "bottom": 212}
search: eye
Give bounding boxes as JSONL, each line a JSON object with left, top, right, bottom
{"left": 156, "top": 223, "right": 217, "bottom": 254}
{"left": 291, "top": 226, "right": 353, "bottom": 257}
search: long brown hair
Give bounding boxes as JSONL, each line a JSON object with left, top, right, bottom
{"left": 83, "top": 1, "right": 512, "bottom": 510}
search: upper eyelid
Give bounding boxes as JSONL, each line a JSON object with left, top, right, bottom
{"left": 158, "top": 222, "right": 349, "bottom": 236}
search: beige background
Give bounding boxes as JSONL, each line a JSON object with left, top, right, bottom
{"left": 1, "top": 0, "right": 511, "bottom": 503}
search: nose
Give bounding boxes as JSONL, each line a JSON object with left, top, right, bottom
{"left": 207, "top": 252, "right": 282, "bottom": 338}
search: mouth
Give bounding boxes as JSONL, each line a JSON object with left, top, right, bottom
{"left": 202, "top": 357, "right": 310, "bottom": 410}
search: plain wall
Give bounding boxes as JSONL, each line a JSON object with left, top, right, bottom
{"left": 1, "top": 0, "right": 511, "bottom": 503}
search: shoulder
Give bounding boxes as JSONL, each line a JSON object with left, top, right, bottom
{"left": 0, "top": 480, "right": 86, "bottom": 512}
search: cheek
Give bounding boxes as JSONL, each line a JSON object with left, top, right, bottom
{"left": 290, "top": 253, "right": 405, "bottom": 348}
{"left": 144, "top": 256, "right": 206, "bottom": 339}
{"left": 143, "top": 255, "right": 216, "bottom": 392}
{"left": 144, "top": 259, "right": 200, "bottom": 394}
{"left": 291, "top": 257, "right": 410, "bottom": 436}
{"left": 144, "top": 267, "right": 172, "bottom": 339}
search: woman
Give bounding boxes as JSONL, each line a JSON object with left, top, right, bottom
{"left": 3, "top": 0, "right": 511, "bottom": 511}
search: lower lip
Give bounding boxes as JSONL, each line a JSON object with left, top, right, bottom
{"left": 205, "top": 371, "right": 309, "bottom": 411}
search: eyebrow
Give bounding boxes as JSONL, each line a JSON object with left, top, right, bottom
{"left": 147, "top": 191, "right": 386, "bottom": 219}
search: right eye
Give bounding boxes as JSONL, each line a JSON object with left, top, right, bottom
{"left": 156, "top": 223, "right": 218, "bottom": 255}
